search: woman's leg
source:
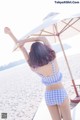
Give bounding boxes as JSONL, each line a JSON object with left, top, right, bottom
{"left": 47, "top": 105, "right": 61, "bottom": 120}
{"left": 59, "top": 97, "right": 72, "bottom": 120}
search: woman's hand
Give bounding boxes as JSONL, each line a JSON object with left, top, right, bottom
{"left": 4, "top": 27, "right": 11, "bottom": 34}
{"left": 4, "top": 26, "right": 18, "bottom": 44}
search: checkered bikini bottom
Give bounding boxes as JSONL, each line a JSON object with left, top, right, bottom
{"left": 45, "top": 88, "right": 68, "bottom": 106}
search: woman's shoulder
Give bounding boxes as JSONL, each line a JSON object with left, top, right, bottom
{"left": 50, "top": 58, "right": 57, "bottom": 64}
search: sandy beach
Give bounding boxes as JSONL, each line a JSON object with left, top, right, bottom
{"left": 0, "top": 37, "right": 80, "bottom": 120}
{"left": 0, "top": 63, "right": 45, "bottom": 120}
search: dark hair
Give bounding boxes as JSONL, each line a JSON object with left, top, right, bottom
{"left": 28, "top": 42, "right": 56, "bottom": 68}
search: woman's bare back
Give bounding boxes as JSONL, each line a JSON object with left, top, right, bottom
{"left": 33, "top": 59, "right": 59, "bottom": 77}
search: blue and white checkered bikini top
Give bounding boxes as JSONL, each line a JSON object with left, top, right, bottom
{"left": 36, "top": 60, "right": 62, "bottom": 86}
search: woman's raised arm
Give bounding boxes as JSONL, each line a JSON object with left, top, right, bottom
{"left": 4, "top": 27, "right": 29, "bottom": 61}
{"left": 19, "top": 36, "right": 52, "bottom": 49}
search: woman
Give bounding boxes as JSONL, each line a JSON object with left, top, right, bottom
{"left": 4, "top": 27, "right": 72, "bottom": 120}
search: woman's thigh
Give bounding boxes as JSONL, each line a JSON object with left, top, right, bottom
{"left": 47, "top": 105, "right": 61, "bottom": 120}
{"left": 59, "top": 97, "right": 72, "bottom": 120}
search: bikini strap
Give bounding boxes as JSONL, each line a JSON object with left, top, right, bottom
{"left": 51, "top": 60, "right": 57, "bottom": 75}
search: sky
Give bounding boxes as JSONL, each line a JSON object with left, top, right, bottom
{"left": 0, "top": 0, "right": 80, "bottom": 66}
